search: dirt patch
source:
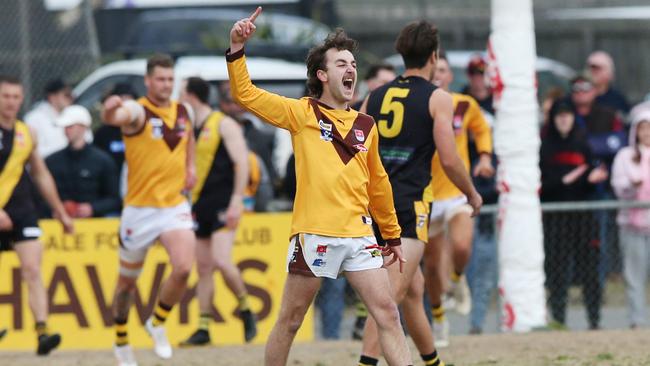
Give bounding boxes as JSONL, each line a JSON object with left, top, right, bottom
{"left": 4, "top": 329, "right": 650, "bottom": 366}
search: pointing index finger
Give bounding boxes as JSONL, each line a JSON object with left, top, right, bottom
{"left": 249, "top": 6, "right": 262, "bottom": 23}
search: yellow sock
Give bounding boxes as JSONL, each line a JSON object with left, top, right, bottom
{"left": 152, "top": 301, "right": 172, "bottom": 326}
{"left": 238, "top": 294, "right": 251, "bottom": 312}
{"left": 432, "top": 304, "right": 446, "bottom": 322}
{"left": 199, "top": 313, "right": 211, "bottom": 331}
{"left": 35, "top": 321, "right": 48, "bottom": 337}
{"left": 115, "top": 317, "right": 128, "bottom": 346}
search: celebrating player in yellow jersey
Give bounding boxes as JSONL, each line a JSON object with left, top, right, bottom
{"left": 359, "top": 22, "right": 482, "bottom": 366}
{"left": 423, "top": 54, "right": 494, "bottom": 348}
{"left": 102, "top": 54, "right": 197, "bottom": 366}
{"left": 228, "top": 7, "right": 412, "bottom": 365}
{"left": 0, "top": 75, "right": 74, "bottom": 355}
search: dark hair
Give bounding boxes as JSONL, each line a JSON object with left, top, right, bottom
{"left": 185, "top": 77, "right": 210, "bottom": 104}
{"left": 364, "top": 64, "right": 395, "bottom": 81}
{"left": 0, "top": 74, "right": 21, "bottom": 87}
{"left": 395, "top": 20, "right": 439, "bottom": 69}
{"left": 44, "top": 78, "right": 67, "bottom": 95}
{"left": 306, "top": 28, "right": 358, "bottom": 98}
{"left": 146, "top": 53, "right": 174, "bottom": 75}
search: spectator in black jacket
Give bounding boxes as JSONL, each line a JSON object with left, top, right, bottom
{"left": 46, "top": 105, "right": 120, "bottom": 218}
{"left": 540, "top": 99, "right": 609, "bottom": 330}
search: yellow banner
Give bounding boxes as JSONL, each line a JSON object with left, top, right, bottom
{"left": 0, "top": 213, "right": 312, "bottom": 350}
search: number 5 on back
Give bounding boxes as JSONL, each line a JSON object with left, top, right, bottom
{"left": 378, "top": 87, "right": 410, "bottom": 138}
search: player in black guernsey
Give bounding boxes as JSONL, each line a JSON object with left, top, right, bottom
{"left": 357, "top": 21, "right": 482, "bottom": 366}
{"left": 0, "top": 75, "right": 73, "bottom": 355}
{"left": 178, "top": 77, "right": 257, "bottom": 346}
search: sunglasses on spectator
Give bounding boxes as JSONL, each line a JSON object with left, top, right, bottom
{"left": 572, "top": 81, "right": 593, "bottom": 93}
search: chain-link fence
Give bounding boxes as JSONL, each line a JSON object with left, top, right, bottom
{"left": 0, "top": 0, "right": 100, "bottom": 110}
{"left": 312, "top": 200, "right": 650, "bottom": 340}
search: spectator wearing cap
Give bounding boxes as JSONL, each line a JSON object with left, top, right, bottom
{"left": 569, "top": 74, "right": 626, "bottom": 172}
{"left": 24, "top": 79, "right": 73, "bottom": 157}
{"left": 586, "top": 51, "right": 630, "bottom": 116}
{"left": 462, "top": 55, "right": 494, "bottom": 119}
{"left": 46, "top": 105, "right": 120, "bottom": 218}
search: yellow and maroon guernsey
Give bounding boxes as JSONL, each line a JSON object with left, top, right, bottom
{"left": 123, "top": 97, "right": 191, "bottom": 208}
{"left": 227, "top": 49, "right": 400, "bottom": 241}
{"left": 427, "top": 93, "right": 492, "bottom": 201}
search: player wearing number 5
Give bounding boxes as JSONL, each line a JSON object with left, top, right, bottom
{"left": 358, "top": 21, "right": 482, "bottom": 366}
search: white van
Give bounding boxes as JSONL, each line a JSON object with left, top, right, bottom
{"left": 73, "top": 55, "right": 307, "bottom": 112}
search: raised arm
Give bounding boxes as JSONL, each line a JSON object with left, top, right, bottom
{"left": 226, "top": 7, "right": 306, "bottom": 134}
{"left": 221, "top": 116, "right": 249, "bottom": 228}
{"left": 431, "top": 89, "right": 482, "bottom": 216}
{"left": 28, "top": 128, "right": 74, "bottom": 233}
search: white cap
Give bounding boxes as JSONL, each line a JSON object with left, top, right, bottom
{"left": 57, "top": 105, "right": 91, "bottom": 127}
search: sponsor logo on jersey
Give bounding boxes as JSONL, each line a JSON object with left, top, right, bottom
{"left": 353, "top": 144, "right": 368, "bottom": 152}
{"left": 319, "top": 119, "right": 333, "bottom": 142}
{"left": 15, "top": 130, "right": 25, "bottom": 147}
{"left": 150, "top": 118, "right": 164, "bottom": 139}
{"left": 417, "top": 214, "right": 428, "bottom": 228}
{"left": 316, "top": 245, "right": 327, "bottom": 256}
{"left": 312, "top": 258, "right": 326, "bottom": 267}
{"left": 354, "top": 129, "right": 365, "bottom": 142}
{"left": 362, "top": 216, "right": 372, "bottom": 225}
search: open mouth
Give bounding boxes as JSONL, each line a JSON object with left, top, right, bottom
{"left": 342, "top": 77, "right": 354, "bottom": 91}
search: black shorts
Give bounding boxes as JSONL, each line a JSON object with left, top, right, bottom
{"left": 194, "top": 209, "right": 227, "bottom": 239}
{"left": 0, "top": 211, "right": 41, "bottom": 251}
{"left": 373, "top": 200, "right": 430, "bottom": 244}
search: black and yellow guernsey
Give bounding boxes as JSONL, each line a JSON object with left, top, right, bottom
{"left": 191, "top": 111, "right": 235, "bottom": 219}
{"left": 0, "top": 121, "right": 36, "bottom": 216}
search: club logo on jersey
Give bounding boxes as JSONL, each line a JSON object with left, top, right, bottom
{"left": 354, "top": 129, "right": 365, "bottom": 142}
{"left": 312, "top": 259, "right": 326, "bottom": 267}
{"left": 417, "top": 214, "right": 428, "bottom": 228}
{"left": 150, "top": 118, "right": 164, "bottom": 139}
{"left": 353, "top": 144, "right": 368, "bottom": 152}
{"left": 362, "top": 216, "right": 373, "bottom": 225}
{"left": 316, "top": 245, "right": 327, "bottom": 256}
{"left": 15, "top": 130, "right": 25, "bottom": 147}
{"left": 319, "top": 119, "right": 333, "bottom": 142}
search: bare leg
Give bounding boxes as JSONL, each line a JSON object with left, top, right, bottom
{"left": 15, "top": 241, "right": 47, "bottom": 322}
{"left": 348, "top": 268, "right": 412, "bottom": 366}
{"left": 195, "top": 237, "right": 215, "bottom": 314}
{"left": 361, "top": 239, "right": 424, "bottom": 358}
{"left": 158, "top": 229, "right": 196, "bottom": 306}
{"left": 424, "top": 233, "right": 446, "bottom": 307}
{"left": 265, "top": 273, "right": 321, "bottom": 366}
{"left": 211, "top": 229, "right": 247, "bottom": 297}
{"left": 404, "top": 267, "right": 435, "bottom": 355}
{"left": 448, "top": 213, "right": 474, "bottom": 274}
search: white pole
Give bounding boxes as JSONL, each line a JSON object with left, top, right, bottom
{"left": 489, "top": 0, "right": 547, "bottom": 332}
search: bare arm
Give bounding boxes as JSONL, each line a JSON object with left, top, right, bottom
{"left": 101, "top": 96, "right": 145, "bottom": 135}
{"left": 431, "top": 89, "right": 482, "bottom": 215}
{"left": 28, "top": 128, "right": 74, "bottom": 233}
{"left": 221, "top": 116, "right": 249, "bottom": 228}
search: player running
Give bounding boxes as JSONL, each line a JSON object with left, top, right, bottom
{"left": 228, "top": 7, "right": 413, "bottom": 366}
{"left": 358, "top": 21, "right": 482, "bottom": 366}
{"left": 102, "top": 54, "right": 197, "bottom": 366}
{"left": 0, "top": 75, "right": 74, "bottom": 355}
{"left": 423, "top": 54, "right": 494, "bottom": 348}
{"left": 178, "top": 77, "right": 257, "bottom": 346}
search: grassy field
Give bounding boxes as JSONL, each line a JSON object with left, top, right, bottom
{"left": 4, "top": 329, "right": 650, "bottom": 366}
